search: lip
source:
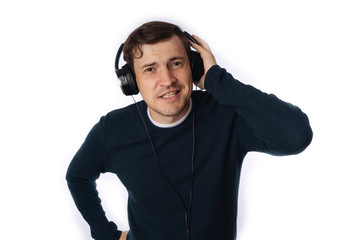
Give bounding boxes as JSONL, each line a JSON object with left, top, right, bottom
{"left": 158, "top": 89, "right": 181, "bottom": 99}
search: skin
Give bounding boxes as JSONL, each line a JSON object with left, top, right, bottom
{"left": 189, "top": 34, "right": 218, "bottom": 90}
{"left": 119, "top": 33, "right": 216, "bottom": 239}
{"left": 133, "top": 35, "right": 193, "bottom": 125}
{"left": 119, "top": 231, "right": 128, "bottom": 240}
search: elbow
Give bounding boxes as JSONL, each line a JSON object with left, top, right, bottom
{"left": 282, "top": 121, "right": 313, "bottom": 155}
{"left": 291, "top": 125, "right": 313, "bottom": 154}
{"left": 283, "top": 108, "right": 313, "bottom": 155}
{"left": 295, "top": 112, "right": 313, "bottom": 153}
{"left": 65, "top": 164, "right": 75, "bottom": 182}
{"left": 269, "top": 118, "right": 313, "bottom": 156}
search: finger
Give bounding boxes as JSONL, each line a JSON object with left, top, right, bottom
{"left": 188, "top": 35, "right": 205, "bottom": 52}
{"left": 188, "top": 38, "right": 202, "bottom": 52}
{"left": 191, "top": 34, "right": 211, "bottom": 51}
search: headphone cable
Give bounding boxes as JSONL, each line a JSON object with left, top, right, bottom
{"left": 131, "top": 96, "right": 195, "bottom": 240}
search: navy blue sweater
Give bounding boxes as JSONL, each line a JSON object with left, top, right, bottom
{"left": 66, "top": 65, "right": 312, "bottom": 240}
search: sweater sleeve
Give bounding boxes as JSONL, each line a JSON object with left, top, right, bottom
{"left": 66, "top": 117, "right": 122, "bottom": 240}
{"left": 204, "top": 65, "right": 313, "bottom": 156}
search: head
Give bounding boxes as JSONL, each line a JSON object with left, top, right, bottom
{"left": 123, "top": 21, "right": 191, "bottom": 70}
{"left": 123, "top": 21, "right": 193, "bottom": 124}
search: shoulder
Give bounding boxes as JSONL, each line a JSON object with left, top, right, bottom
{"left": 192, "top": 90, "right": 232, "bottom": 116}
{"left": 105, "top": 102, "right": 140, "bottom": 122}
{"left": 99, "top": 101, "right": 146, "bottom": 139}
{"left": 192, "top": 89, "right": 247, "bottom": 128}
{"left": 192, "top": 90, "right": 215, "bottom": 110}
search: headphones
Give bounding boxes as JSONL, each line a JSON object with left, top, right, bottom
{"left": 114, "top": 31, "right": 204, "bottom": 96}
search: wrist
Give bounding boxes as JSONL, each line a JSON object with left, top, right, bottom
{"left": 119, "top": 230, "right": 129, "bottom": 240}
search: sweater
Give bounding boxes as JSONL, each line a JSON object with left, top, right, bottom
{"left": 66, "top": 65, "right": 313, "bottom": 240}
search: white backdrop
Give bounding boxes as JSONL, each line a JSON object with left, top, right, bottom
{"left": 1, "top": 0, "right": 359, "bottom": 239}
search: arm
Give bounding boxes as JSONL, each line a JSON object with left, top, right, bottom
{"left": 205, "top": 65, "right": 313, "bottom": 155}
{"left": 66, "top": 117, "right": 122, "bottom": 240}
{"left": 190, "top": 35, "right": 312, "bottom": 155}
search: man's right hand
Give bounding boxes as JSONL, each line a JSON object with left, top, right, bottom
{"left": 119, "top": 230, "right": 129, "bottom": 240}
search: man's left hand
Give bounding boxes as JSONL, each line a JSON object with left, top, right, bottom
{"left": 189, "top": 34, "right": 217, "bottom": 89}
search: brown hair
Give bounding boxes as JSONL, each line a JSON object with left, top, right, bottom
{"left": 123, "top": 21, "right": 191, "bottom": 70}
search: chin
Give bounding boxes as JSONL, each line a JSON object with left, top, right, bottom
{"left": 151, "top": 99, "right": 190, "bottom": 121}
{"left": 160, "top": 104, "right": 186, "bottom": 117}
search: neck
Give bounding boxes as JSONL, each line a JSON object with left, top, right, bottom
{"left": 147, "top": 99, "right": 192, "bottom": 128}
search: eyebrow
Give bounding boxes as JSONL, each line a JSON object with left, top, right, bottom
{"left": 140, "top": 62, "right": 157, "bottom": 69}
{"left": 168, "top": 56, "right": 185, "bottom": 63}
{"left": 140, "top": 56, "right": 186, "bottom": 69}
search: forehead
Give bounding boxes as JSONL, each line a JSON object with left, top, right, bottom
{"left": 134, "top": 36, "right": 187, "bottom": 64}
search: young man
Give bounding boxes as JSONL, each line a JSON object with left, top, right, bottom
{"left": 66, "top": 21, "right": 313, "bottom": 240}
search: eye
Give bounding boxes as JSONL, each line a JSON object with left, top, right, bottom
{"left": 144, "top": 67, "right": 154, "bottom": 73}
{"left": 172, "top": 62, "right": 182, "bottom": 67}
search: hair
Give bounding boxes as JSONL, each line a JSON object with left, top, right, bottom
{"left": 123, "top": 21, "right": 191, "bottom": 70}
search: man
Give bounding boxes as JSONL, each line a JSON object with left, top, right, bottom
{"left": 66, "top": 21, "right": 313, "bottom": 240}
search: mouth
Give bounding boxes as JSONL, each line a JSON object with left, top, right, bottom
{"left": 159, "top": 90, "right": 180, "bottom": 99}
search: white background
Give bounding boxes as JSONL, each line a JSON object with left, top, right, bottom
{"left": 1, "top": 0, "right": 359, "bottom": 239}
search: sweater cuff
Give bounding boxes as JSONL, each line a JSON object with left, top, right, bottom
{"left": 204, "top": 64, "right": 225, "bottom": 94}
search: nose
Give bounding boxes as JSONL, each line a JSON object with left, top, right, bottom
{"left": 159, "top": 68, "right": 176, "bottom": 87}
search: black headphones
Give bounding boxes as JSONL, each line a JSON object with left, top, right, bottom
{"left": 114, "top": 31, "right": 204, "bottom": 96}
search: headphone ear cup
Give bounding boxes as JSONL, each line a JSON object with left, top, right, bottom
{"left": 115, "top": 64, "right": 139, "bottom": 96}
{"left": 189, "top": 50, "right": 204, "bottom": 83}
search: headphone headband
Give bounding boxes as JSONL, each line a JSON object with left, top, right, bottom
{"left": 114, "top": 43, "right": 124, "bottom": 72}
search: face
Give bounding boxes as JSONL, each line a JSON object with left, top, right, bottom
{"left": 133, "top": 36, "right": 193, "bottom": 124}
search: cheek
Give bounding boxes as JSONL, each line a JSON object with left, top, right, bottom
{"left": 137, "top": 78, "right": 157, "bottom": 100}
{"left": 185, "top": 72, "right": 194, "bottom": 89}
{"left": 186, "top": 65, "right": 193, "bottom": 84}
{"left": 176, "top": 67, "right": 193, "bottom": 85}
